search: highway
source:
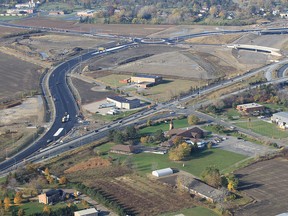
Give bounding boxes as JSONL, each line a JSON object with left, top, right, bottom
{"left": 0, "top": 43, "right": 134, "bottom": 172}
{"left": 1, "top": 22, "right": 288, "bottom": 174}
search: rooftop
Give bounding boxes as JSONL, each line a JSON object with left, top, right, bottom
{"left": 107, "top": 95, "right": 130, "bottom": 103}
{"left": 273, "top": 112, "right": 288, "bottom": 119}
{"left": 74, "top": 208, "right": 98, "bottom": 215}
{"left": 131, "top": 74, "right": 161, "bottom": 79}
{"left": 238, "top": 103, "right": 264, "bottom": 108}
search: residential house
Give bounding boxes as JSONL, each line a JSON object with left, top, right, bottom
{"left": 110, "top": 144, "right": 135, "bottom": 155}
{"left": 166, "top": 127, "right": 204, "bottom": 140}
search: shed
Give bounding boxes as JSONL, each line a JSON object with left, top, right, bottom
{"left": 152, "top": 168, "right": 173, "bottom": 177}
{"left": 74, "top": 208, "right": 98, "bottom": 216}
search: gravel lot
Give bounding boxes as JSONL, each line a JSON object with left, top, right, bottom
{"left": 214, "top": 136, "right": 275, "bottom": 157}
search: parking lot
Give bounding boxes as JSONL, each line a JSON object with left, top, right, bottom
{"left": 213, "top": 136, "right": 275, "bottom": 157}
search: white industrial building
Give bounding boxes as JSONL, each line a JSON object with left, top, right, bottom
{"left": 74, "top": 208, "right": 99, "bottom": 216}
{"left": 152, "top": 168, "right": 173, "bottom": 177}
{"left": 271, "top": 112, "right": 288, "bottom": 129}
{"left": 107, "top": 96, "right": 140, "bottom": 110}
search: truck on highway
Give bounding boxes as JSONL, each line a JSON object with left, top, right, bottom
{"left": 61, "top": 112, "right": 69, "bottom": 123}
{"left": 98, "top": 47, "right": 106, "bottom": 52}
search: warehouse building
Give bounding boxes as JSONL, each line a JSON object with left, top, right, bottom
{"left": 131, "top": 74, "right": 162, "bottom": 84}
{"left": 236, "top": 103, "right": 264, "bottom": 114}
{"left": 271, "top": 112, "right": 288, "bottom": 129}
{"left": 107, "top": 96, "right": 140, "bottom": 109}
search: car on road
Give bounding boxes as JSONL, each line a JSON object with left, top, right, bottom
{"left": 46, "top": 139, "right": 52, "bottom": 144}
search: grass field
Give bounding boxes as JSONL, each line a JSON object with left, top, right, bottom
{"left": 139, "top": 118, "right": 189, "bottom": 135}
{"left": 159, "top": 206, "right": 220, "bottom": 216}
{"left": 128, "top": 148, "right": 247, "bottom": 177}
{"left": 9, "top": 202, "right": 85, "bottom": 215}
{"left": 235, "top": 119, "right": 288, "bottom": 139}
{"left": 96, "top": 74, "right": 130, "bottom": 88}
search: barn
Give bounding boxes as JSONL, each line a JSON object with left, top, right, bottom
{"left": 152, "top": 168, "right": 173, "bottom": 177}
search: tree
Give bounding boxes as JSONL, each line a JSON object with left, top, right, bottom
{"left": 14, "top": 192, "right": 22, "bottom": 205}
{"left": 140, "top": 136, "right": 149, "bottom": 144}
{"left": 169, "top": 142, "right": 191, "bottom": 161}
{"left": 44, "top": 167, "right": 50, "bottom": 176}
{"left": 153, "top": 129, "right": 165, "bottom": 142}
{"left": 187, "top": 115, "right": 200, "bottom": 125}
{"left": 201, "top": 166, "right": 222, "bottom": 188}
{"left": 43, "top": 205, "right": 51, "bottom": 214}
{"left": 81, "top": 199, "right": 89, "bottom": 208}
{"left": 18, "top": 208, "right": 24, "bottom": 216}
{"left": 112, "top": 131, "right": 124, "bottom": 144}
{"left": 4, "top": 197, "right": 10, "bottom": 211}
{"left": 147, "top": 119, "right": 152, "bottom": 126}
{"left": 59, "top": 176, "right": 68, "bottom": 185}
{"left": 227, "top": 175, "right": 239, "bottom": 191}
{"left": 172, "top": 136, "right": 183, "bottom": 145}
{"left": 0, "top": 199, "right": 2, "bottom": 208}
{"left": 47, "top": 175, "right": 54, "bottom": 184}
{"left": 176, "top": 175, "right": 192, "bottom": 192}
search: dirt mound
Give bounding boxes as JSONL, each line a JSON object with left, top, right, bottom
{"left": 64, "top": 157, "right": 111, "bottom": 174}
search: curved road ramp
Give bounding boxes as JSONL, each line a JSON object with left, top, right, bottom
{"left": 227, "top": 44, "right": 282, "bottom": 57}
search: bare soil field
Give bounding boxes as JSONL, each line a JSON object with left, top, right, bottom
{"left": 234, "top": 158, "right": 288, "bottom": 216}
{"left": 147, "top": 24, "right": 257, "bottom": 38}
{"left": 0, "top": 52, "right": 42, "bottom": 103}
{"left": 71, "top": 77, "right": 116, "bottom": 104}
{"left": 0, "top": 96, "right": 43, "bottom": 159}
{"left": 0, "top": 26, "right": 26, "bottom": 37}
{"left": 12, "top": 17, "right": 173, "bottom": 37}
{"left": 233, "top": 33, "right": 288, "bottom": 51}
{"left": 1, "top": 33, "right": 111, "bottom": 66}
{"left": 185, "top": 33, "right": 243, "bottom": 44}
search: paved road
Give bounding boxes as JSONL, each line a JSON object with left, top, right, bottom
{"left": 0, "top": 43, "right": 134, "bottom": 172}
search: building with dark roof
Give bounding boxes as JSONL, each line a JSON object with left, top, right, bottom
{"left": 38, "top": 189, "right": 64, "bottom": 204}
{"left": 110, "top": 144, "right": 135, "bottom": 155}
{"left": 236, "top": 103, "right": 264, "bottom": 114}
{"left": 166, "top": 127, "right": 204, "bottom": 139}
{"left": 107, "top": 96, "right": 140, "bottom": 109}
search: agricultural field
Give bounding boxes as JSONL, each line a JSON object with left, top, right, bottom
{"left": 235, "top": 157, "right": 288, "bottom": 216}
{"left": 0, "top": 52, "right": 42, "bottom": 103}
{"left": 0, "top": 26, "right": 26, "bottom": 37}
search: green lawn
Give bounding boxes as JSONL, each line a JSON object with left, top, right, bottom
{"left": 139, "top": 118, "right": 189, "bottom": 135}
{"left": 93, "top": 142, "right": 116, "bottom": 154}
{"left": 38, "top": 2, "right": 74, "bottom": 10}
{"left": 129, "top": 148, "right": 247, "bottom": 177}
{"left": 235, "top": 119, "right": 288, "bottom": 139}
{"left": 11, "top": 201, "right": 85, "bottom": 215}
{"left": 97, "top": 74, "right": 130, "bottom": 88}
{"left": 94, "top": 109, "right": 139, "bottom": 121}
{"left": 159, "top": 206, "right": 220, "bottom": 216}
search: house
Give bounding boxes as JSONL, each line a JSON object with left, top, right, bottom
{"left": 110, "top": 144, "right": 135, "bottom": 155}
{"left": 166, "top": 127, "right": 204, "bottom": 139}
{"left": 131, "top": 74, "right": 162, "bottom": 84}
{"left": 188, "top": 178, "right": 226, "bottom": 203}
{"left": 280, "top": 12, "right": 288, "bottom": 18}
{"left": 107, "top": 96, "right": 140, "bottom": 109}
{"left": 77, "top": 10, "right": 95, "bottom": 17}
{"left": 74, "top": 208, "right": 99, "bottom": 216}
{"left": 38, "top": 189, "right": 64, "bottom": 204}
{"left": 271, "top": 112, "right": 288, "bottom": 129}
{"left": 152, "top": 168, "right": 173, "bottom": 177}
{"left": 236, "top": 103, "right": 264, "bottom": 114}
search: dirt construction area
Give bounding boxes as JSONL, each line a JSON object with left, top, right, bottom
{"left": 235, "top": 158, "right": 288, "bottom": 216}
{"left": 0, "top": 52, "right": 42, "bottom": 103}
